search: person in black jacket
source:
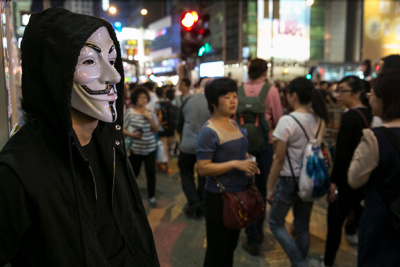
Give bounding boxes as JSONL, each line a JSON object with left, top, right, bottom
{"left": 0, "top": 8, "right": 159, "bottom": 267}
{"left": 322, "top": 76, "right": 372, "bottom": 267}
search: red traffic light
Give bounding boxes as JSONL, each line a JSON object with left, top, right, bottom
{"left": 181, "top": 11, "right": 199, "bottom": 30}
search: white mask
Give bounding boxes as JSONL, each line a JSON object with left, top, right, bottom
{"left": 71, "top": 26, "right": 121, "bottom": 122}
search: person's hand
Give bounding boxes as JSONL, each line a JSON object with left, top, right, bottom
{"left": 235, "top": 159, "right": 260, "bottom": 175}
{"left": 327, "top": 183, "right": 338, "bottom": 203}
{"left": 132, "top": 131, "right": 142, "bottom": 139}
{"left": 143, "top": 109, "right": 151, "bottom": 120}
{"left": 267, "top": 189, "right": 274, "bottom": 205}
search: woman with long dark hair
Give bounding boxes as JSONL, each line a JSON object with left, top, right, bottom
{"left": 322, "top": 76, "right": 372, "bottom": 267}
{"left": 348, "top": 70, "right": 400, "bottom": 266}
{"left": 267, "top": 77, "right": 329, "bottom": 267}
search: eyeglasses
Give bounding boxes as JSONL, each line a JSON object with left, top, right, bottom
{"left": 336, "top": 90, "right": 352, "bottom": 94}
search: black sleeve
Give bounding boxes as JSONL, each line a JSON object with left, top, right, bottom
{"left": 330, "top": 113, "right": 356, "bottom": 185}
{"left": 0, "top": 164, "right": 32, "bottom": 264}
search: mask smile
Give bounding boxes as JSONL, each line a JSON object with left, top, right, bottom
{"left": 81, "top": 84, "right": 117, "bottom": 95}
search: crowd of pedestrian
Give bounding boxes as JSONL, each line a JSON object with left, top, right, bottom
{"left": 120, "top": 55, "right": 400, "bottom": 267}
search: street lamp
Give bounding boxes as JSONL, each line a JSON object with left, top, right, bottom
{"left": 141, "top": 9, "right": 148, "bottom": 16}
{"left": 109, "top": 6, "right": 117, "bottom": 15}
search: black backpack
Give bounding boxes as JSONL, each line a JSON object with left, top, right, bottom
{"left": 158, "top": 101, "right": 178, "bottom": 136}
{"left": 236, "top": 84, "right": 270, "bottom": 153}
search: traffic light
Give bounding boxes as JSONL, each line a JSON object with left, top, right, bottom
{"left": 180, "top": 11, "right": 210, "bottom": 60}
{"left": 306, "top": 66, "right": 316, "bottom": 80}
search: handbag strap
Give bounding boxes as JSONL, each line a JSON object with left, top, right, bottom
{"left": 375, "top": 127, "right": 400, "bottom": 205}
{"left": 212, "top": 175, "right": 254, "bottom": 193}
{"left": 353, "top": 108, "right": 370, "bottom": 128}
{"left": 211, "top": 176, "right": 226, "bottom": 193}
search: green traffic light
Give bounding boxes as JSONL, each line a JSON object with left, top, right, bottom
{"left": 198, "top": 43, "right": 212, "bottom": 57}
{"left": 306, "top": 74, "right": 312, "bottom": 79}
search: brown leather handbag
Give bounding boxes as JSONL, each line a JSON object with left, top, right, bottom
{"left": 214, "top": 177, "right": 265, "bottom": 230}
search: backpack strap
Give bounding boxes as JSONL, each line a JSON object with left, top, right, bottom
{"left": 238, "top": 85, "right": 246, "bottom": 97}
{"left": 258, "top": 84, "right": 271, "bottom": 103}
{"left": 289, "top": 114, "right": 322, "bottom": 141}
{"left": 289, "top": 114, "right": 310, "bottom": 141}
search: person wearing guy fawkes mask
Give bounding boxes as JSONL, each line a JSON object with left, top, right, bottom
{"left": 0, "top": 7, "right": 159, "bottom": 267}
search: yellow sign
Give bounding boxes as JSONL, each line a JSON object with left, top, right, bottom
{"left": 363, "top": 0, "right": 400, "bottom": 60}
{"left": 126, "top": 40, "right": 137, "bottom": 46}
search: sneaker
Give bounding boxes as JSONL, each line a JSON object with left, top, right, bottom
{"left": 149, "top": 197, "right": 157, "bottom": 208}
{"left": 308, "top": 258, "right": 323, "bottom": 267}
{"left": 345, "top": 233, "right": 358, "bottom": 245}
{"left": 242, "top": 240, "right": 260, "bottom": 256}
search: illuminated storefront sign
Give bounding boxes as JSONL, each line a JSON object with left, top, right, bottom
{"left": 257, "top": 0, "right": 310, "bottom": 61}
{"left": 363, "top": 0, "right": 400, "bottom": 60}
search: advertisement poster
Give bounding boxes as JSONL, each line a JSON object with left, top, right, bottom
{"left": 363, "top": 0, "right": 400, "bottom": 60}
{"left": 257, "top": 0, "right": 310, "bottom": 61}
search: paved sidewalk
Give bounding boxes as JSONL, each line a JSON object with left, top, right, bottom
{"left": 136, "top": 157, "right": 357, "bottom": 267}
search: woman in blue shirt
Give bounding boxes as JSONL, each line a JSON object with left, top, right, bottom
{"left": 196, "top": 78, "right": 260, "bottom": 267}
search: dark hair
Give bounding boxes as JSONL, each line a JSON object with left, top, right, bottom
{"left": 338, "top": 75, "right": 369, "bottom": 106}
{"left": 143, "top": 81, "right": 156, "bottom": 92}
{"left": 373, "top": 69, "right": 400, "bottom": 121}
{"left": 248, "top": 58, "right": 268, "bottom": 80}
{"left": 155, "top": 87, "right": 164, "bottom": 98}
{"left": 181, "top": 78, "right": 191, "bottom": 87}
{"left": 287, "top": 77, "right": 330, "bottom": 123}
{"left": 130, "top": 86, "right": 150, "bottom": 105}
{"left": 205, "top": 78, "right": 237, "bottom": 113}
{"left": 362, "top": 59, "right": 372, "bottom": 77}
{"left": 166, "top": 89, "right": 175, "bottom": 101}
{"left": 381, "top": 54, "right": 400, "bottom": 71}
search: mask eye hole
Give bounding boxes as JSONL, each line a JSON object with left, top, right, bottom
{"left": 109, "top": 60, "right": 115, "bottom": 66}
{"left": 82, "top": 59, "right": 95, "bottom": 65}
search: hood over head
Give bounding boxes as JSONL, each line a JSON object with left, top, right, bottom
{"left": 21, "top": 7, "right": 125, "bottom": 135}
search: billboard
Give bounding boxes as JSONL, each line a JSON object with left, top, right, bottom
{"left": 257, "top": 0, "right": 311, "bottom": 61}
{"left": 199, "top": 61, "right": 225, "bottom": 78}
{"left": 363, "top": 0, "right": 400, "bottom": 60}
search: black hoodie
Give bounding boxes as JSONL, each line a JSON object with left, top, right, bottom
{"left": 0, "top": 7, "right": 159, "bottom": 266}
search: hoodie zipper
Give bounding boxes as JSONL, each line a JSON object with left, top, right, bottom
{"left": 88, "top": 165, "right": 98, "bottom": 200}
{"left": 112, "top": 147, "right": 116, "bottom": 202}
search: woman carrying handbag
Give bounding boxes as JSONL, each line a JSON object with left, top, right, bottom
{"left": 196, "top": 78, "right": 261, "bottom": 267}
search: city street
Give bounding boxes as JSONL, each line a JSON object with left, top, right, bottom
{"left": 136, "top": 156, "right": 357, "bottom": 267}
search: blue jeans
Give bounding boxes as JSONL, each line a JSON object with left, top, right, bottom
{"left": 268, "top": 177, "right": 313, "bottom": 267}
{"left": 245, "top": 144, "right": 273, "bottom": 242}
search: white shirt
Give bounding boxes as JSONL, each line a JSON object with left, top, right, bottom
{"left": 273, "top": 112, "right": 324, "bottom": 177}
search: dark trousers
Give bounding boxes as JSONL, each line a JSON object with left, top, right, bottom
{"left": 129, "top": 151, "right": 156, "bottom": 198}
{"left": 245, "top": 144, "right": 273, "bottom": 242}
{"left": 178, "top": 152, "right": 205, "bottom": 207}
{"left": 324, "top": 193, "right": 363, "bottom": 266}
{"left": 203, "top": 191, "right": 241, "bottom": 267}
